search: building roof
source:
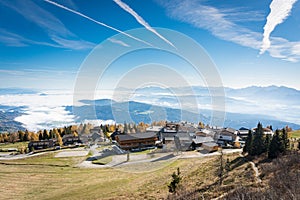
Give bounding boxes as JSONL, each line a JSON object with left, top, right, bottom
{"left": 220, "top": 130, "right": 236, "bottom": 136}
{"left": 146, "top": 126, "right": 163, "bottom": 132}
{"left": 224, "top": 127, "right": 237, "bottom": 134}
{"left": 253, "top": 127, "right": 273, "bottom": 132}
{"left": 192, "top": 136, "right": 214, "bottom": 144}
{"left": 239, "top": 127, "right": 249, "bottom": 131}
{"left": 91, "top": 132, "right": 102, "bottom": 141}
{"left": 116, "top": 132, "right": 157, "bottom": 141}
{"left": 202, "top": 142, "right": 218, "bottom": 147}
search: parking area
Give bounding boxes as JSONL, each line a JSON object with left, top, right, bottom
{"left": 55, "top": 150, "right": 88, "bottom": 157}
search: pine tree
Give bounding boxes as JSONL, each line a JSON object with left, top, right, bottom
{"left": 49, "top": 130, "right": 54, "bottom": 139}
{"left": 243, "top": 130, "right": 253, "bottom": 153}
{"left": 39, "top": 132, "right": 43, "bottom": 141}
{"left": 280, "top": 128, "right": 289, "bottom": 153}
{"left": 18, "top": 131, "right": 25, "bottom": 142}
{"left": 251, "top": 123, "right": 265, "bottom": 156}
{"left": 24, "top": 130, "right": 30, "bottom": 141}
{"left": 268, "top": 129, "right": 281, "bottom": 159}
{"left": 264, "top": 134, "right": 271, "bottom": 153}
{"left": 43, "top": 129, "right": 49, "bottom": 140}
{"left": 168, "top": 168, "right": 181, "bottom": 193}
{"left": 124, "top": 122, "right": 128, "bottom": 134}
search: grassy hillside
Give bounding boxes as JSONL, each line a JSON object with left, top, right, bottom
{"left": 290, "top": 130, "right": 300, "bottom": 138}
{"left": 0, "top": 152, "right": 255, "bottom": 200}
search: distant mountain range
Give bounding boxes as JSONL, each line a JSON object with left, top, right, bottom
{"left": 66, "top": 99, "right": 300, "bottom": 130}
{"left": 0, "top": 105, "right": 25, "bottom": 132}
{"left": 0, "top": 88, "right": 38, "bottom": 95}
{"left": 0, "top": 85, "right": 300, "bottom": 132}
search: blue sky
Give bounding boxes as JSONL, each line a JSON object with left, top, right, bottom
{"left": 1, "top": 0, "right": 300, "bottom": 90}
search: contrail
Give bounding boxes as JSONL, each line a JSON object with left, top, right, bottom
{"left": 260, "top": 0, "right": 298, "bottom": 54}
{"left": 113, "top": 0, "right": 176, "bottom": 49}
{"left": 44, "top": 0, "right": 152, "bottom": 46}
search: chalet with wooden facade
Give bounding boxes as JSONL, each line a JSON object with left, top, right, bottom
{"left": 115, "top": 132, "right": 158, "bottom": 151}
{"left": 62, "top": 134, "right": 81, "bottom": 145}
{"left": 28, "top": 139, "right": 57, "bottom": 150}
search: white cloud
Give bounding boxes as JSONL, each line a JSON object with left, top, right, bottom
{"left": 108, "top": 38, "right": 130, "bottom": 47}
{"left": 0, "top": 92, "right": 75, "bottom": 131}
{"left": 158, "top": 0, "right": 261, "bottom": 49}
{"left": 15, "top": 106, "right": 75, "bottom": 131}
{"left": 260, "top": 0, "right": 298, "bottom": 54}
{"left": 0, "top": 28, "right": 61, "bottom": 48}
{"left": 50, "top": 35, "right": 95, "bottom": 50}
{"left": 157, "top": 0, "right": 300, "bottom": 62}
{"left": 113, "top": 0, "right": 175, "bottom": 48}
{"left": 0, "top": 0, "right": 95, "bottom": 50}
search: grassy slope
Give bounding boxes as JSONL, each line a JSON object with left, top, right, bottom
{"left": 290, "top": 130, "right": 300, "bottom": 138}
{"left": 0, "top": 152, "right": 255, "bottom": 200}
{"left": 0, "top": 142, "right": 28, "bottom": 149}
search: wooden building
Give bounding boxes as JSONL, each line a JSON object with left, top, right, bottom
{"left": 28, "top": 139, "right": 57, "bottom": 150}
{"left": 115, "top": 132, "right": 158, "bottom": 151}
{"left": 202, "top": 142, "right": 219, "bottom": 152}
{"left": 62, "top": 134, "right": 81, "bottom": 145}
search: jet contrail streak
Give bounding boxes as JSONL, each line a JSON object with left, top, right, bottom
{"left": 44, "top": 0, "right": 152, "bottom": 46}
{"left": 260, "top": 0, "right": 298, "bottom": 54}
{"left": 113, "top": 0, "right": 176, "bottom": 49}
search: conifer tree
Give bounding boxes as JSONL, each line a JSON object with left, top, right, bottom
{"left": 251, "top": 123, "right": 265, "bottom": 156}
{"left": 280, "top": 128, "right": 289, "bottom": 153}
{"left": 264, "top": 134, "right": 271, "bottom": 153}
{"left": 18, "top": 130, "right": 25, "bottom": 142}
{"left": 43, "top": 129, "right": 49, "bottom": 140}
{"left": 39, "top": 132, "right": 43, "bottom": 141}
{"left": 268, "top": 129, "right": 281, "bottom": 159}
{"left": 24, "top": 130, "right": 30, "bottom": 141}
{"left": 168, "top": 168, "right": 181, "bottom": 193}
{"left": 243, "top": 130, "right": 253, "bottom": 153}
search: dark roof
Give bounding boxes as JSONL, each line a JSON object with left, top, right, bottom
{"left": 239, "top": 127, "right": 249, "bottom": 131}
{"left": 253, "top": 127, "right": 272, "bottom": 132}
{"left": 91, "top": 132, "right": 101, "bottom": 141}
{"left": 162, "top": 132, "right": 192, "bottom": 141}
{"left": 62, "top": 134, "right": 77, "bottom": 139}
{"left": 116, "top": 132, "right": 157, "bottom": 141}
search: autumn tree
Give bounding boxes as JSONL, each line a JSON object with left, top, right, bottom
{"left": 57, "top": 134, "right": 63, "bottom": 146}
{"left": 109, "top": 124, "right": 116, "bottom": 132}
{"left": 9, "top": 132, "right": 18, "bottom": 143}
{"left": 0, "top": 134, "right": 4, "bottom": 143}
{"left": 198, "top": 121, "right": 205, "bottom": 129}
{"left": 53, "top": 128, "right": 63, "bottom": 146}
{"left": 3, "top": 133, "right": 9, "bottom": 142}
